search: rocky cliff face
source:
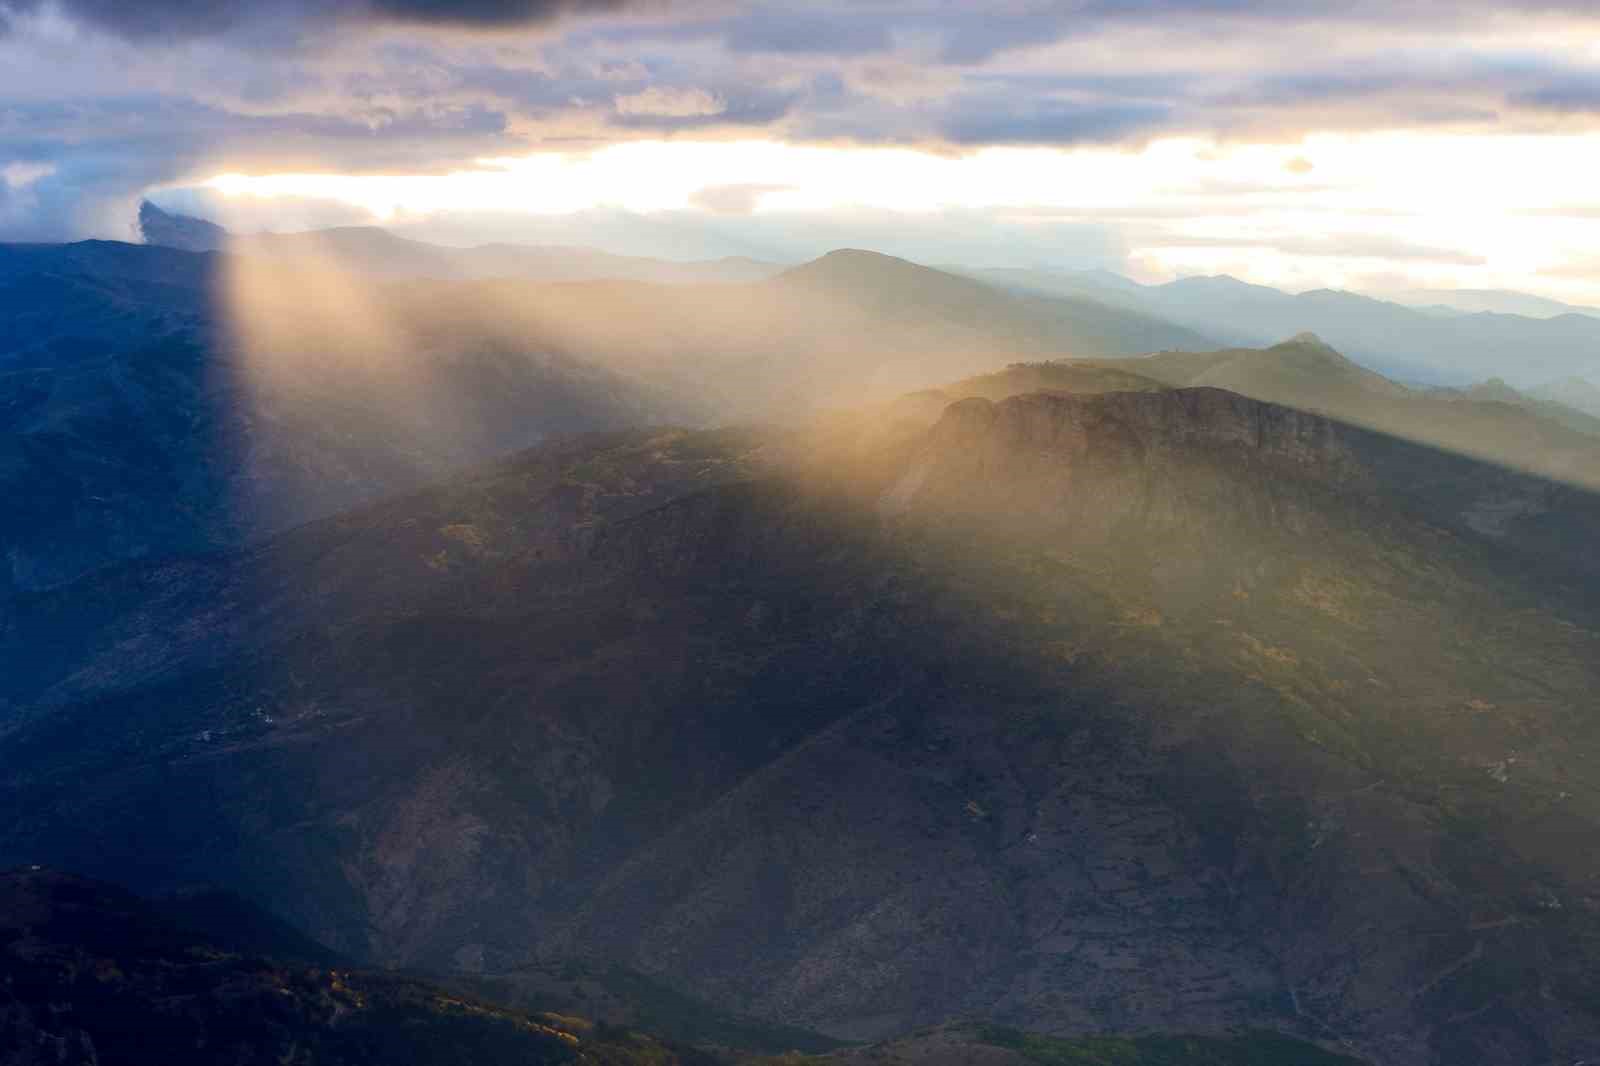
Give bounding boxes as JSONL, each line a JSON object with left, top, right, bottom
{"left": 886, "top": 388, "right": 1368, "bottom": 533}
{"left": 2, "top": 394, "right": 1598, "bottom": 1066}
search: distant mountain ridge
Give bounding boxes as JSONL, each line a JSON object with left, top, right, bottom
{"left": 140, "top": 202, "right": 1600, "bottom": 387}
{"left": 966, "top": 266, "right": 1600, "bottom": 387}
{"left": 139, "top": 200, "right": 785, "bottom": 284}
{"left": 1385, "top": 287, "right": 1600, "bottom": 319}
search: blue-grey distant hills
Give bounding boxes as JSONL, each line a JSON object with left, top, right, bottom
{"left": 957, "top": 266, "right": 1600, "bottom": 387}
{"left": 145, "top": 201, "right": 1600, "bottom": 389}
{"left": 1384, "top": 287, "right": 1600, "bottom": 319}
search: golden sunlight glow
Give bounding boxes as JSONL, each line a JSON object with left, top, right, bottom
{"left": 202, "top": 132, "right": 1600, "bottom": 300}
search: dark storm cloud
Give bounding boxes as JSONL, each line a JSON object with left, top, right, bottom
{"left": 0, "top": 0, "right": 635, "bottom": 38}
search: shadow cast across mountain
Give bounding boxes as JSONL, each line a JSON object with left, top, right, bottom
{"left": 2, "top": 380, "right": 1599, "bottom": 1066}
{"left": 0, "top": 241, "right": 1221, "bottom": 602}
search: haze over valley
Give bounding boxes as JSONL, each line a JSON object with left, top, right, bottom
{"left": 4, "top": 4, "right": 1600, "bottom": 1066}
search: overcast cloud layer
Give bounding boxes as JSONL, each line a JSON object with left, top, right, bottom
{"left": 7, "top": 1, "right": 1600, "bottom": 295}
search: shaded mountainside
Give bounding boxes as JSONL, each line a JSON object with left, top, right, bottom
{"left": 2, "top": 387, "right": 1598, "bottom": 1065}
{"left": 0, "top": 867, "right": 725, "bottom": 1066}
{"left": 0, "top": 314, "right": 679, "bottom": 598}
{"left": 769, "top": 1022, "right": 1363, "bottom": 1065}
{"left": 0, "top": 869, "right": 1351, "bottom": 1066}
{"left": 885, "top": 341, "right": 1600, "bottom": 585}
{"left": 1055, "top": 336, "right": 1600, "bottom": 581}
{"left": 0, "top": 241, "right": 1212, "bottom": 594}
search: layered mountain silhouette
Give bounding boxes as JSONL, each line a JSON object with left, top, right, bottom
{"left": 139, "top": 204, "right": 1600, "bottom": 388}
{"left": 140, "top": 200, "right": 783, "bottom": 284}
{"left": 7, "top": 224, "right": 1600, "bottom": 1066}
{"left": 1385, "top": 287, "right": 1600, "bottom": 320}
{"left": 1532, "top": 374, "right": 1600, "bottom": 420}
{"left": 0, "top": 241, "right": 1212, "bottom": 595}
{"left": 964, "top": 266, "right": 1600, "bottom": 387}
{"left": 4, "top": 368, "right": 1599, "bottom": 1065}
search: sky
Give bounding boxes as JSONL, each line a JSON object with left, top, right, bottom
{"left": 7, "top": 1, "right": 1600, "bottom": 299}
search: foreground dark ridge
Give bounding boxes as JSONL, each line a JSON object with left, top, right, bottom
{"left": 2, "top": 387, "right": 1598, "bottom": 1066}
{"left": 0, "top": 866, "right": 721, "bottom": 1065}
{"left": 0, "top": 867, "right": 1365, "bottom": 1066}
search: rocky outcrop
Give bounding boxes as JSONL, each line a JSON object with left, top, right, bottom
{"left": 138, "top": 200, "right": 228, "bottom": 253}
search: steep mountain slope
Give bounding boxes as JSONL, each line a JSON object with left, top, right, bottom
{"left": 0, "top": 285, "right": 684, "bottom": 598}
{"left": 2, "top": 385, "right": 1597, "bottom": 1066}
{"left": 139, "top": 199, "right": 228, "bottom": 252}
{"left": 0, "top": 240, "right": 216, "bottom": 371}
{"left": 1064, "top": 336, "right": 1600, "bottom": 576}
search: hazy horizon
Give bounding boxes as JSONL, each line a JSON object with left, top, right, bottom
{"left": 7, "top": 2, "right": 1600, "bottom": 303}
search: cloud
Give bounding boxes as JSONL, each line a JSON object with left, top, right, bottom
{"left": 1511, "top": 77, "right": 1600, "bottom": 114}
{"left": 1, "top": 161, "right": 54, "bottom": 187}
{"left": 0, "top": 0, "right": 637, "bottom": 39}
{"left": 12, "top": 0, "right": 1600, "bottom": 245}
{"left": 688, "top": 182, "right": 790, "bottom": 214}
{"left": 723, "top": 12, "right": 890, "bottom": 56}
{"left": 1539, "top": 256, "right": 1600, "bottom": 280}
{"left": 1145, "top": 232, "right": 1488, "bottom": 265}
{"left": 614, "top": 86, "right": 724, "bottom": 118}
{"left": 611, "top": 86, "right": 796, "bottom": 130}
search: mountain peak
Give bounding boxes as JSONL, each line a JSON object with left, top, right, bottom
{"left": 781, "top": 247, "right": 926, "bottom": 280}
{"left": 1281, "top": 330, "right": 1334, "bottom": 349}
{"left": 776, "top": 247, "right": 984, "bottom": 301}
{"left": 138, "top": 200, "right": 227, "bottom": 253}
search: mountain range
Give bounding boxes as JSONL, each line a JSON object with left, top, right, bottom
{"left": 956, "top": 266, "right": 1600, "bottom": 388}
{"left": 5, "top": 214, "right": 1600, "bottom": 1066}
{"left": 145, "top": 202, "right": 1600, "bottom": 389}
{"left": 0, "top": 239, "right": 1209, "bottom": 595}
{"left": 3, "top": 365, "right": 1599, "bottom": 1064}
{"left": 140, "top": 200, "right": 784, "bottom": 285}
